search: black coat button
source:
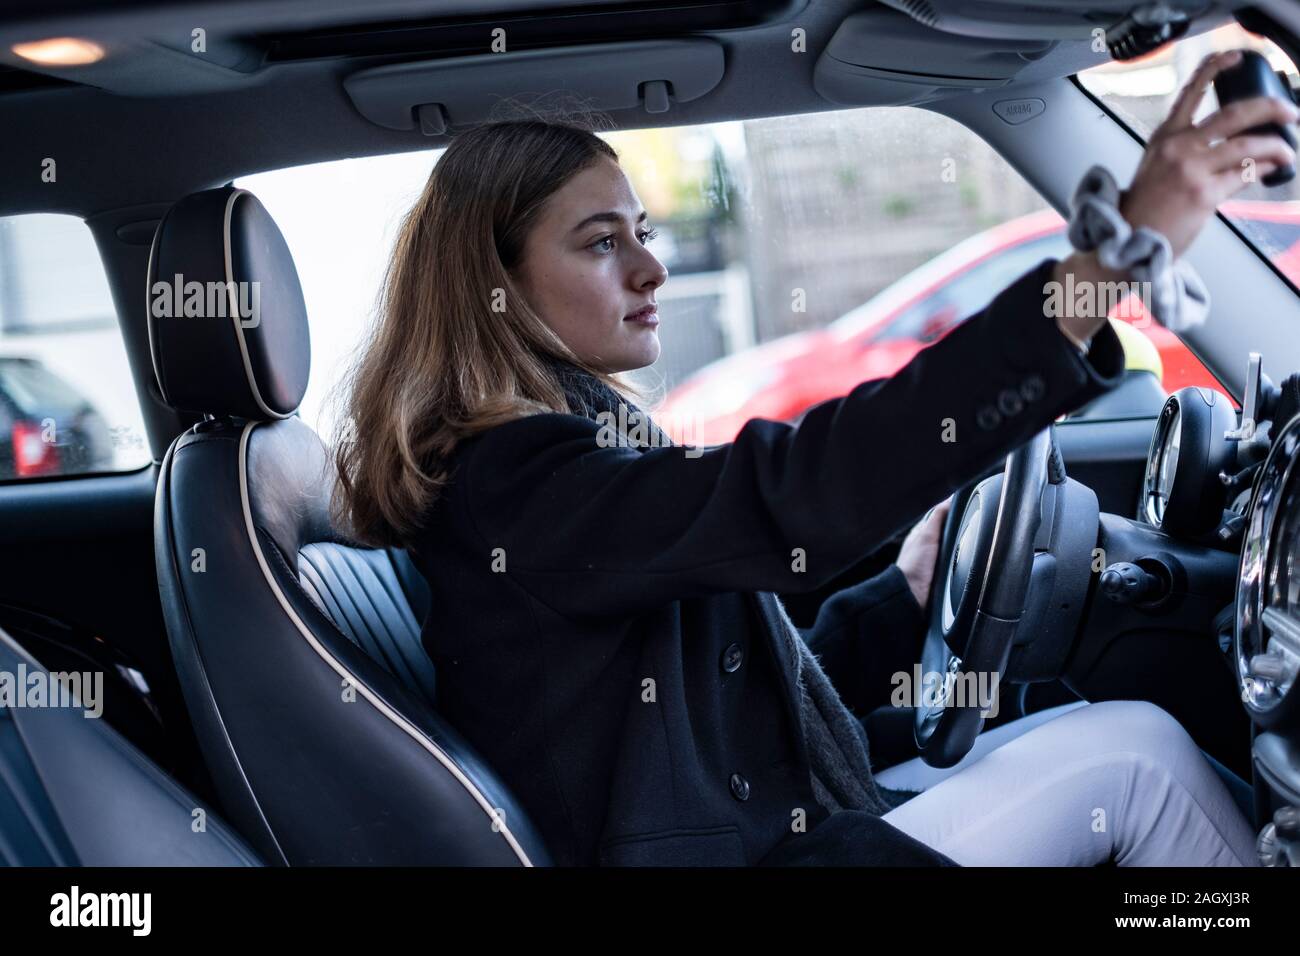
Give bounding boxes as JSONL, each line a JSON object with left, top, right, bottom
{"left": 1020, "top": 375, "right": 1045, "bottom": 402}
{"left": 997, "top": 387, "right": 1024, "bottom": 417}
{"left": 721, "top": 642, "right": 743, "bottom": 673}
{"left": 976, "top": 405, "right": 1001, "bottom": 430}
{"left": 730, "top": 772, "right": 750, "bottom": 801}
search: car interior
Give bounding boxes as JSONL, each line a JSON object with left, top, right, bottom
{"left": 2, "top": 0, "right": 1300, "bottom": 867}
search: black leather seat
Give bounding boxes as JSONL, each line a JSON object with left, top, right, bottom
{"left": 149, "top": 185, "right": 551, "bottom": 865}
{"left": 0, "top": 626, "right": 260, "bottom": 865}
{"left": 297, "top": 542, "right": 438, "bottom": 707}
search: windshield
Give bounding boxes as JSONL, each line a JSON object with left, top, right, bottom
{"left": 1077, "top": 22, "right": 1300, "bottom": 290}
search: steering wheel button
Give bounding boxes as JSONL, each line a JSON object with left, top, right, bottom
{"left": 997, "top": 388, "right": 1025, "bottom": 416}
{"left": 729, "top": 773, "right": 750, "bottom": 801}
{"left": 720, "top": 642, "right": 743, "bottom": 673}
{"left": 976, "top": 405, "right": 1001, "bottom": 430}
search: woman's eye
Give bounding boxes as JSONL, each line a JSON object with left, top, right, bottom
{"left": 591, "top": 228, "right": 658, "bottom": 254}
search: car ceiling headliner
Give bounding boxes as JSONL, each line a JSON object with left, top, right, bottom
{"left": 0, "top": 0, "right": 1251, "bottom": 219}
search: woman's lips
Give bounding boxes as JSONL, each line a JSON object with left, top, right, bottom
{"left": 624, "top": 307, "right": 659, "bottom": 327}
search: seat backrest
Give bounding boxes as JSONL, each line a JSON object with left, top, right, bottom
{"left": 297, "top": 541, "right": 437, "bottom": 708}
{"left": 148, "top": 186, "right": 551, "bottom": 866}
{"left": 0, "top": 627, "right": 261, "bottom": 866}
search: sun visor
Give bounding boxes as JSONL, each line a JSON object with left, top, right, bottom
{"left": 343, "top": 38, "right": 726, "bottom": 134}
{"left": 814, "top": 8, "right": 1056, "bottom": 107}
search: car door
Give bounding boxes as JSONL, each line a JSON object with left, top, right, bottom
{"left": 0, "top": 212, "right": 215, "bottom": 804}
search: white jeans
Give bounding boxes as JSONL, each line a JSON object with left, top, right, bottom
{"left": 876, "top": 699, "right": 1259, "bottom": 866}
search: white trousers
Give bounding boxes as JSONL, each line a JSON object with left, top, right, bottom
{"left": 876, "top": 699, "right": 1259, "bottom": 866}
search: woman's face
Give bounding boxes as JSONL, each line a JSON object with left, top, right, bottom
{"left": 511, "top": 157, "right": 669, "bottom": 373}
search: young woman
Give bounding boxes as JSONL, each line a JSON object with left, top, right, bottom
{"left": 332, "top": 51, "right": 1295, "bottom": 866}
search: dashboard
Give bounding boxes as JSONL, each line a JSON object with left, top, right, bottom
{"left": 1235, "top": 412, "right": 1300, "bottom": 726}
{"left": 1140, "top": 386, "right": 1241, "bottom": 534}
{"left": 1077, "top": 352, "right": 1300, "bottom": 858}
{"left": 1137, "top": 356, "right": 1300, "bottom": 732}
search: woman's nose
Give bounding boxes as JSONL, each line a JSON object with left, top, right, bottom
{"left": 636, "top": 249, "right": 669, "bottom": 288}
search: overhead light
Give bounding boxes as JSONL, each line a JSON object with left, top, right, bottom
{"left": 11, "top": 37, "right": 105, "bottom": 66}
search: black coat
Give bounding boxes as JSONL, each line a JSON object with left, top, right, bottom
{"left": 412, "top": 256, "right": 1126, "bottom": 866}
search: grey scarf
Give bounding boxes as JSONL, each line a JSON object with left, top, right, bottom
{"left": 542, "top": 355, "right": 918, "bottom": 817}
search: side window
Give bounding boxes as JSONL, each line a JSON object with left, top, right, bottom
{"left": 238, "top": 151, "right": 448, "bottom": 441}
{"left": 0, "top": 214, "right": 150, "bottom": 481}
{"left": 870, "top": 232, "right": 1073, "bottom": 345}
{"left": 826, "top": 221, "right": 1233, "bottom": 423}
{"left": 239, "top": 105, "right": 1229, "bottom": 447}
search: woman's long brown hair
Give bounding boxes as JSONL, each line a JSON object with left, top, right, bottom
{"left": 330, "top": 111, "right": 652, "bottom": 550}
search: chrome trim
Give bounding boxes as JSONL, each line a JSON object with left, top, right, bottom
{"left": 1236, "top": 414, "right": 1300, "bottom": 715}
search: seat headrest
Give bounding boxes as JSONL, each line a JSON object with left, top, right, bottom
{"left": 148, "top": 186, "right": 310, "bottom": 420}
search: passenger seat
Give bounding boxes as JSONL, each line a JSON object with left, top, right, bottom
{"left": 0, "top": 627, "right": 260, "bottom": 865}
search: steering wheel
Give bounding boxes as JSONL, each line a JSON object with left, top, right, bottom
{"left": 913, "top": 426, "right": 1063, "bottom": 768}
